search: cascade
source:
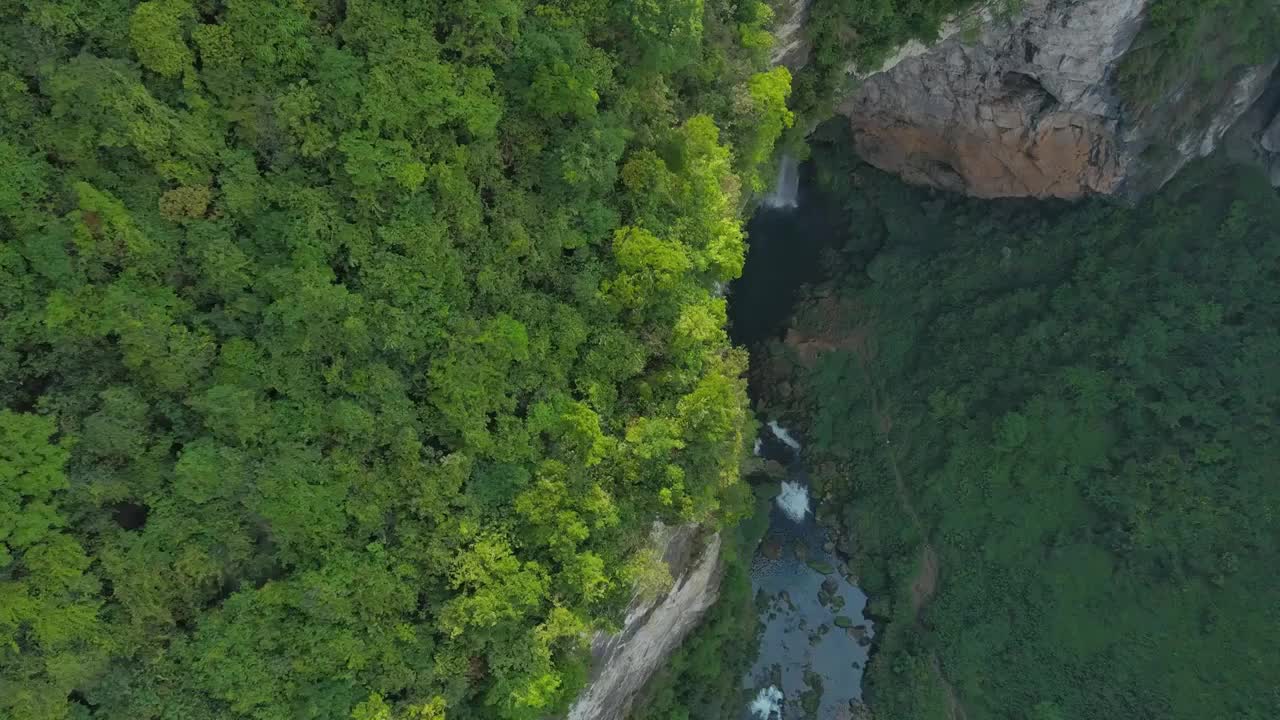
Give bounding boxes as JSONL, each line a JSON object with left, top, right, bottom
{"left": 748, "top": 686, "right": 784, "bottom": 719}
{"left": 767, "top": 421, "right": 801, "bottom": 451}
{"left": 775, "top": 481, "right": 811, "bottom": 523}
{"left": 762, "top": 154, "right": 799, "bottom": 209}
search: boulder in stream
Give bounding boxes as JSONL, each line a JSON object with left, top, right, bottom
{"left": 807, "top": 559, "right": 836, "bottom": 575}
{"left": 762, "top": 539, "right": 783, "bottom": 559}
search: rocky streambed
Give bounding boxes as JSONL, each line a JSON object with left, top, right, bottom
{"left": 742, "top": 428, "right": 874, "bottom": 720}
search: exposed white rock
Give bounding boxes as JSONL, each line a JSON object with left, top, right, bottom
{"left": 1263, "top": 101, "right": 1280, "bottom": 186}
{"left": 770, "top": 0, "right": 812, "bottom": 70}
{"left": 567, "top": 524, "right": 723, "bottom": 720}
{"left": 1263, "top": 110, "right": 1280, "bottom": 154}
{"left": 1218, "top": 66, "right": 1280, "bottom": 188}
{"left": 1203, "top": 65, "right": 1275, "bottom": 157}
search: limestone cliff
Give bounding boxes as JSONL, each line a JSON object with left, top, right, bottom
{"left": 1224, "top": 67, "right": 1280, "bottom": 186}
{"left": 823, "top": 0, "right": 1278, "bottom": 198}
{"left": 1263, "top": 109, "right": 1280, "bottom": 185}
{"left": 566, "top": 524, "right": 723, "bottom": 720}
{"left": 770, "top": 0, "right": 812, "bottom": 71}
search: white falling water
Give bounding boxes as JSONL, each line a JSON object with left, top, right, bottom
{"left": 753, "top": 438, "right": 764, "bottom": 456}
{"left": 767, "top": 421, "right": 801, "bottom": 451}
{"left": 762, "top": 154, "right": 799, "bottom": 209}
{"left": 749, "top": 685, "right": 785, "bottom": 719}
{"left": 775, "top": 481, "right": 810, "bottom": 523}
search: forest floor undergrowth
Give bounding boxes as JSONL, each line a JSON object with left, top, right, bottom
{"left": 857, "top": 333, "right": 967, "bottom": 720}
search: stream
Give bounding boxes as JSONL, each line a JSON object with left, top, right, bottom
{"left": 732, "top": 158, "right": 875, "bottom": 720}
{"left": 741, "top": 433, "right": 875, "bottom": 720}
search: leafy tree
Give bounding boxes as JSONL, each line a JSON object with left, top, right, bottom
{"left": 0, "top": 0, "right": 782, "bottom": 716}
{"left": 128, "top": 0, "right": 194, "bottom": 79}
{"left": 0, "top": 412, "right": 106, "bottom": 720}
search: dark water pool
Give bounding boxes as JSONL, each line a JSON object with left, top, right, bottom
{"left": 729, "top": 161, "right": 848, "bottom": 354}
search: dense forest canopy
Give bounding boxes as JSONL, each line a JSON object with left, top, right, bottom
{"left": 768, "top": 129, "right": 1280, "bottom": 720}
{"left": 0, "top": 1, "right": 798, "bottom": 718}
{"left": 6, "top": 0, "right": 1280, "bottom": 718}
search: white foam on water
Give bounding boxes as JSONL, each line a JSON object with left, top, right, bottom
{"left": 767, "top": 421, "right": 801, "bottom": 451}
{"left": 753, "top": 438, "right": 763, "bottom": 456}
{"left": 776, "top": 481, "right": 810, "bottom": 523}
{"left": 762, "top": 154, "right": 799, "bottom": 210}
{"left": 749, "top": 685, "right": 784, "bottom": 719}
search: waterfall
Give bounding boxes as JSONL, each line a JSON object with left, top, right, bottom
{"left": 767, "top": 421, "right": 801, "bottom": 451}
{"left": 762, "top": 154, "right": 799, "bottom": 209}
{"left": 749, "top": 686, "right": 785, "bottom": 719}
{"left": 775, "top": 481, "right": 810, "bottom": 523}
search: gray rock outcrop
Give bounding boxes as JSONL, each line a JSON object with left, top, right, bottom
{"left": 566, "top": 524, "right": 723, "bottom": 720}
{"left": 770, "top": 0, "right": 812, "bottom": 71}
{"left": 822, "top": 0, "right": 1278, "bottom": 198}
{"left": 1266, "top": 108, "right": 1280, "bottom": 186}
{"left": 1221, "top": 66, "right": 1280, "bottom": 187}
{"left": 1264, "top": 113, "right": 1280, "bottom": 154}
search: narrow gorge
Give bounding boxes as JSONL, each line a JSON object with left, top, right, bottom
{"left": 3, "top": 1, "right": 1275, "bottom": 719}
{"left": 574, "top": 1, "right": 1280, "bottom": 718}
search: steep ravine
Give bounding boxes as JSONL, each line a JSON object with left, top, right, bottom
{"left": 734, "top": 167, "right": 877, "bottom": 720}
{"left": 742, "top": 430, "right": 875, "bottom": 720}
{"left": 569, "top": 160, "right": 866, "bottom": 720}
{"left": 567, "top": 4, "right": 1280, "bottom": 717}
{"left": 746, "top": 149, "right": 1280, "bottom": 720}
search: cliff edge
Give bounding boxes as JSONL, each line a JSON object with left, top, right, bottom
{"left": 825, "top": 0, "right": 1278, "bottom": 198}
{"left": 566, "top": 525, "right": 723, "bottom": 720}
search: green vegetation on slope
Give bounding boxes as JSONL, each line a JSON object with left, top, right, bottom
{"left": 1117, "top": 0, "right": 1280, "bottom": 112}
{"left": 628, "top": 483, "right": 774, "bottom": 720}
{"left": 0, "top": 2, "right": 797, "bottom": 719}
{"left": 788, "top": 0, "right": 981, "bottom": 128}
{"left": 767, "top": 127, "right": 1280, "bottom": 720}
{"left": 1115, "top": 0, "right": 1280, "bottom": 192}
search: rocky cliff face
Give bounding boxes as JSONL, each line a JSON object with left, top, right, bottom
{"left": 1263, "top": 109, "right": 1280, "bottom": 185}
{"left": 770, "top": 0, "right": 813, "bottom": 71}
{"left": 566, "top": 524, "right": 723, "bottom": 720}
{"left": 829, "top": 0, "right": 1279, "bottom": 198}
{"left": 1224, "top": 67, "right": 1280, "bottom": 186}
